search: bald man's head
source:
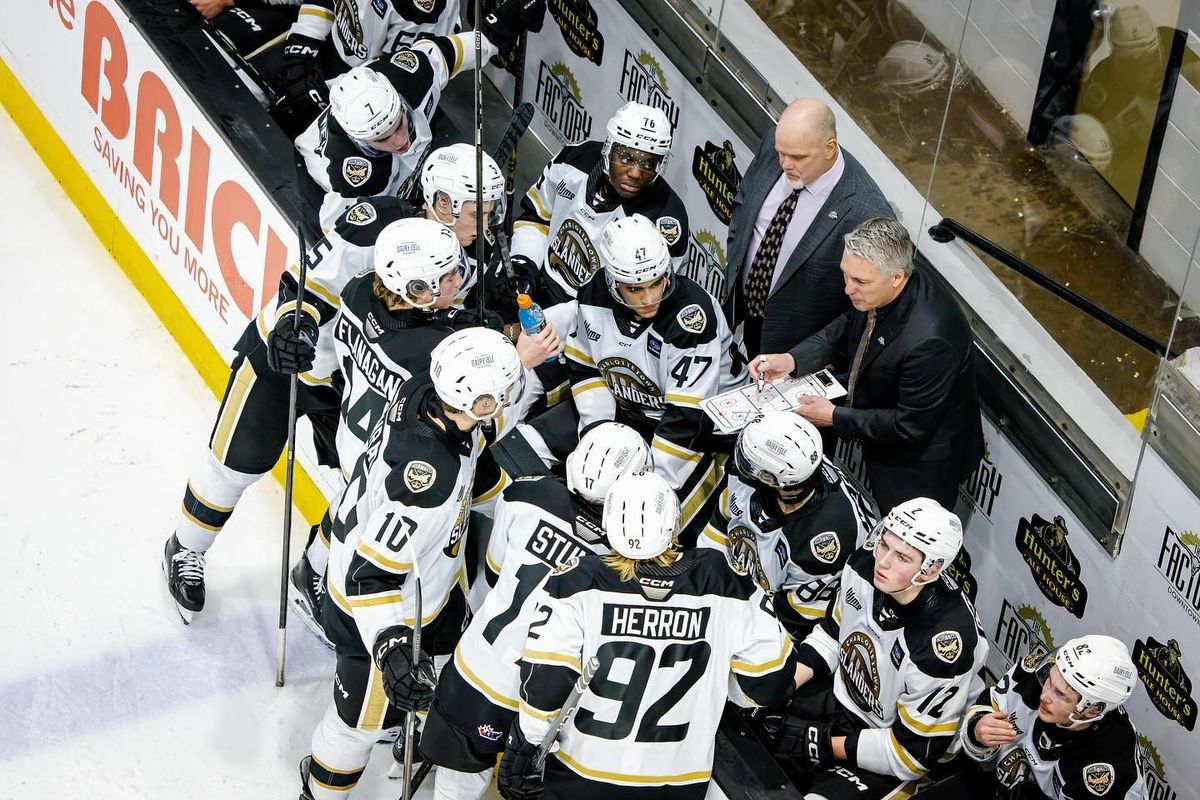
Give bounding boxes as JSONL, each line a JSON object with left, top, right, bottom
{"left": 774, "top": 99, "right": 839, "bottom": 188}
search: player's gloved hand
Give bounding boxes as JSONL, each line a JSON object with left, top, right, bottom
{"left": 266, "top": 311, "right": 319, "bottom": 374}
{"left": 373, "top": 629, "right": 437, "bottom": 712}
{"left": 278, "top": 32, "right": 328, "bottom": 105}
{"left": 771, "top": 716, "right": 835, "bottom": 770}
{"left": 507, "top": 254, "right": 540, "bottom": 299}
{"left": 482, "top": 0, "right": 547, "bottom": 50}
{"left": 434, "top": 306, "right": 505, "bottom": 332}
{"left": 497, "top": 723, "right": 544, "bottom": 800}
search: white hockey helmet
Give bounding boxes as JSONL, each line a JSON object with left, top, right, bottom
{"left": 329, "top": 66, "right": 406, "bottom": 142}
{"left": 876, "top": 41, "right": 951, "bottom": 96}
{"left": 373, "top": 217, "right": 467, "bottom": 308}
{"left": 1051, "top": 635, "right": 1137, "bottom": 727}
{"left": 603, "top": 101, "right": 673, "bottom": 174}
{"left": 734, "top": 411, "right": 823, "bottom": 489}
{"left": 598, "top": 215, "right": 675, "bottom": 307}
{"left": 420, "top": 143, "right": 507, "bottom": 230}
{"left": 1048, "top": 114, "right": 1113, "bottom": 171}
{"left": 603, "top": 471, "right": 680, "bottom": 560}
{"left": 566, "top": 422, "right": 651, "bottom": 504}
{"left": 430, "top": 327, "right": 524, "bottom": 422}
{"left": 869, "top": 497, "right": 962, "bottom": 579}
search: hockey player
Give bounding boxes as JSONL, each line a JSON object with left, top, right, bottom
{"left": 160, "top": 146, "right": 514, "bottom": 625}
{"left": 699, "top": 411, "right": 875, "bottom": 638}
{"left": 420, "top": 422, "right": 649, "bottom": 799}
{"left": 770, "top": 497, "right": 987, "bottom": 800}
{"left": 510, "top": 101, "right": 690, "bottom": 307}
{"left": 961, "top": 635, "right": 1146, "bottom": 800}
{"left": 563, "top": 214, "right": 740, "bottom": 540}
{"left": 295, "top": 12, "right": 541, "bottom": 230}
{"left": 496, "top": 470, "right": 797, "bottom": 800}
{"left": 299, "top": 327, "right": 526, "bottom": 800}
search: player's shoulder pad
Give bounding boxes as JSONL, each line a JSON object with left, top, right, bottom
{"left": 334, "top": 197, "right": 395, "bottom": 245}
{"left": 553, "top": 140, "right": 604, "bottom": 172}
{"left": 502, "top": 475, "right": 574, "bottom": 516}
{"left": 903, "top": 585, "right": 981, "bottom": 678}
{"left": 326, "top": 139, "right": 393, "bottom": 198}
{"left": 388, "top": 0, "right": 445, "bottom": 22}
{"left": 368, "top": 50, "right": 437, "bottom": 106}
{"left": 382, "top": 432, "right": 461, "bottom": 508}
{"left": 845, "top": 546, "right": 875, "bottom": 583}
{"left": 642, "top": 189, "right": 689, "bottom": 252}
{"left": 1060, "top": 710, "right": 1142, "bottom": 796}
{"left": 783, "top": 512, "right": 854, "bottom": 575}
{"left": 686, "top": 547, "right": 759, "bottom": 600}
{"left": 340, "top": 269, "right": 376, "bottom": 305}
{"left": 542, "top": 552, "right": 608, "bottom": 599}
{"left": 653, "top": 277, "right": 722, "bottom": 346}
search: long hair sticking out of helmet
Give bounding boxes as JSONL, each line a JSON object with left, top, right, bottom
{"left": 600, "top": 471, "right": 681, "bottom": 582}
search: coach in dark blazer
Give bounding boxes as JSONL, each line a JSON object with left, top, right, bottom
{"left": 724, "top": 99, "right": 892, "bottom": 357}
{"left": 751, "top": 218, "right": 982, "bottom": 514}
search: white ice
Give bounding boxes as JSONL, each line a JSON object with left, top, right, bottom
{"left": 0, "top": 108, "right": 437, "bottom": 798}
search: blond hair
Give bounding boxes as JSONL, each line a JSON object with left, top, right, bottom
{"left": 371, "top": 274, "right": 410, "bottom": 311}
{"left": 602, "top": 543, "right": 681, "bottom": 582}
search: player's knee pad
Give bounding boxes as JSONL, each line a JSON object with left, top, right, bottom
{"left": 308, "top": 702, "right": 377, "bottom": 797}
{"left": 176, "top": 455, "right": 265, "bottom": 550}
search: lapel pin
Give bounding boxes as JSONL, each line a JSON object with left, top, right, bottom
{"left": 828, "top": 211, "right": 839, "bottom": 220}
{"left": 877, "top": 336, "right": 885, "bottom": 345}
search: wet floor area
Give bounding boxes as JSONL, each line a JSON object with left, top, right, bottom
{"left": 747, "top": 0, "right": 1200, "bottom": 413}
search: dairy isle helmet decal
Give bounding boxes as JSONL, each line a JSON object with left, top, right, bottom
{"left": 1014, "top": 512, "right": 1088, "bottom": 618}
{"left": 1132, "top": 635, "right": 1197, "bottom": 730}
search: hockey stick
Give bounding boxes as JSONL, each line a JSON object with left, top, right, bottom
{"left": 187, "top": 8, "right": 282, "bottom": 108}
{"left": 275, "top": 223, "right": 311, "bottom": 688}
{"left": 473, "top": 0, "right": 487, "bottom": 318}
{"left": 401, "top": 575, "right": 424, "bottom": 800}
{"left": 492, "top": 101, "right": 535, "bottom": 188}
{"left": 503, "top": 35, "right": 530, "bottom": 234}
{"left": 532, "top": 656, "right": 601, "bottom": 771}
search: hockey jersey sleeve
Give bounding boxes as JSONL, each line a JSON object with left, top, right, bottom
{"left": 698, "top": 483, "right": 732, "bottom": 552}
{"left": 289, "top": 0, "right": 334, "bottom": 42}
{"left": 565, "top": 317, "right": 617, "bottom": 430}
{"left": 518, "top": 583, "right": 585, "bottom": 747}
{"left": 510, "top": 154, "right": 563, "bottom": 269}
{"left": 730, "top": 586, "right": 797, "bottom": 708}
{"left": 483, "top": 492, "right": 516, "bottom": 584}
{"left": 794, "top": 574, "right": 846, "bottom": 679}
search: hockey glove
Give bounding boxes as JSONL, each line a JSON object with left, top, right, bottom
{"left": 507, "top": 254, "right": 540, "bottom": 299}
{"left": 266, "top": 311, "right": 319, "bottom": 375}
{"left": 482, "top": 0, "right": 547, "bottom": 50}
{"left": 277, "top": 33, "right": 329, "bottom": 109}
{"left": 374, "top": 629, "right": 437, "bottom": 712}
{"left": 434, "top": 306, "right": 505, "bottom": 332}
{"left": 497, "top": 723, "right": 544, "bottom": 800}
{"left": 771, "top": 717, "right": 835, "bottom": 771}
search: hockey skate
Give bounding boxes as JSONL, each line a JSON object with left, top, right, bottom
{"left": 298, "top": 755, "right": 316, "bottom": 800}
{"left": 162, "top": 533, "right": 206, "bottom": 624}
{"left": 387, "top": 723, "right": 424, "bottom": 779}
{"left": 289, "top": 552, "right": 334, "bottom": 649}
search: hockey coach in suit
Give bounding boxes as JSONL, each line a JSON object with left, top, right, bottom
{"left": 724, "top": 98, "right": 892, "bottom": 357}
{"left": 751, "top": 217, "right": 982, "bottom": 514}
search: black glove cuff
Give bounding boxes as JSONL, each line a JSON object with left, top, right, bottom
{"left": 373, "top": 626, "right": 414, "bottom": 671}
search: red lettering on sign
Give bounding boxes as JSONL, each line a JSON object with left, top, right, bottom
{"left": 133, "top": 71, "right": 182, "bottom": 218}
{"left": 184, "top": 129, "right": 211, "bottom": 252}
{"left": 80, "top": 1, "right": 129, "bottom": 138}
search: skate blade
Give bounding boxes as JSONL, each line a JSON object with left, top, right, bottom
{"left": 288, "top": 582, "right": 335, "bottom": 650}
{"left": 161, "top": 557, "right": 196, "bottom": 626}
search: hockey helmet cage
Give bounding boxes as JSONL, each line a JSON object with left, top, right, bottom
{"left": 566, "top": 422, "right": 650, "bottom": 504}
{"left": 330, "top": 66, "right": 406, "bottom": 142}
{"left": 603, "top": 471, "right": 680, "bottom": 560}
{"left": 598, "top": 215, "right": 675, "bottom": 307}
{"left": 430, "top": 327, "right": 524, "bottom": 421}
{"left": 603, "top": 101, "right": 673, "bottom": 174}
{"left": 869, "top": 497, "right": 962, "bottom": 579}
{"left": 1053, "top": 635, "right": 1137, "bottom": 726}
{"left": 734, "top": 411, "right": 823, "bottom": 488}
{"left": 420, "top": 143, "right": 507, "bottom": 230}
{"left": 373, "top": 217, "right": 466, "bottom": 308}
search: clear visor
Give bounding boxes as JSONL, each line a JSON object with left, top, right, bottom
{"left": 608, "top": 144, "right": 666, "bottom": 174}
{"left": 608, "top": 272, "right": 674, "bottom": 311}
{"left": 733, "top": 441, "right": 783, "bottom": 488}
{"left": 404, "top": 251, "right": 469, "bottom": 308}
{"left": 463, "top": 369, "right": 526, "bottom": 422}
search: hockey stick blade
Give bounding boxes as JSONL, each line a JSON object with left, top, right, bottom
{"left": 492, "top": 102, "right": 535, "bottom": 172}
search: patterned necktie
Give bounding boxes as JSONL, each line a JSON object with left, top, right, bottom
{"left": 846, "top": 309, "right": 877, "bottom": 405}
{"left": 744, "top": 188, "right": 801, "bottom": 317}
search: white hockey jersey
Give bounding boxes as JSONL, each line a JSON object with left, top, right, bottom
{"left": 517, "top": 548, "right": 795, "bottom": 788}
{"left": 453, "top": 476, "right": 609, "bottom": 712}
{"left": 960, "top": 658, "right": 1146, "bottom": 800}
{"left": 295, "top": 34, "right": 495, "bottom": 230}
{"left": 796, "top": 548, "right": 988, "bottom": 781}
{"left": 324, "top": 372, "right": 520, "bottom": 656}
{"left": 699, "top": 461, "right": 875, "bottom": 632}
{"left": 511, "top": 140, "right": 690, "bottom": 307}
{"left": 290, "top": 0, "right": 461, "bottom": 69}
{"left": 565, "top": 274, "right": 740, "bottom": 531}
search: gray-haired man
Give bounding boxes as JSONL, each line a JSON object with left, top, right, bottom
{"left": 750, "top": 217, "right": 981, "bottom": 514}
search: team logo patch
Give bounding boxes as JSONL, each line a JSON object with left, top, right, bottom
{"left": 551, "top": 556, "right": 581, "bottom": 576}
{"left": 477, "top": 724, "right": 503, "bottom": 741}
{"left": 810, "top": 532, "right": 841, "bottom": 564}
{"left": 932, "top": 631, "right": 962, "bottom": 663}
{"left": 403, "top": 461, "right": 437, "bottom": 493}
{"left": 343, "top": 157, "right": 372, "bottom": 188}
{"left": 345, "top": 202, "right": 377, "bottom": 225}
{"left": 1083, "top": 763, "right": 1115, "bottom": 795}
{"left": 389, "top": 50, "right": 420, "bottom": 73}
{"left": 657, "top": 216, "right": 682, "bottom": 246}
{"left": 413, "top": 0, "right": 435, "bottom": 11}
{"left": 677, "top": 304, "right": 706, "bottom": 334}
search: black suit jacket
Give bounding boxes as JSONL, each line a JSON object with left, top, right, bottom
{"left": 723, "top": 131, "right": 892, "bottom": 355}
{"left": 788, "top": 264, "right": 983, "bottom": 512}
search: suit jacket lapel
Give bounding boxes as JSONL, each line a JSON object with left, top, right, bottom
{"left": 769, "top": 177, "right": 858, "bottom": 297}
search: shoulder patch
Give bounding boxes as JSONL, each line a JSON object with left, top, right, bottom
{"left": 657, "top": 216, "right": 682, "bottom": 246}
{"left": 345, "top": 202, "right": 377, "bottom": 225}
{"left": 810, "top": 531, "right": 841, "bottom": 564}
{"left": 343, "top": 157, "right": 372, "bottom": 188}
{"left": 676, "top": 303, "right": 707, "bottom": 334}
{"left": 1020, "top": 646, "right": 1048, "bottom": 671}
{"left": 1083, "top": 762, "right": 1115, "bottom": 796}
{"left": 551, "top": 555, "right": 581, "bottom": 576}
{"left": 932, "top": 630, "right": 963, "bottom": 663}
{"left": 403, "top": 461, "right": 437, "bottom": 493}
{"left": 389, "top": 50, "right": 420, "bottom": 72}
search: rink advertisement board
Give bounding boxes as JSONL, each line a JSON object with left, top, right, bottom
{"left": 2, "top": 0, "right": 294, "bottom": 359}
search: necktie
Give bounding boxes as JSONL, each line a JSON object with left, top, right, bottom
{"left": 744, "top": 188, "right": 801, "bottom": 317}
{"left": 846, "top": 309, "right": 876, "bottom": 405}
